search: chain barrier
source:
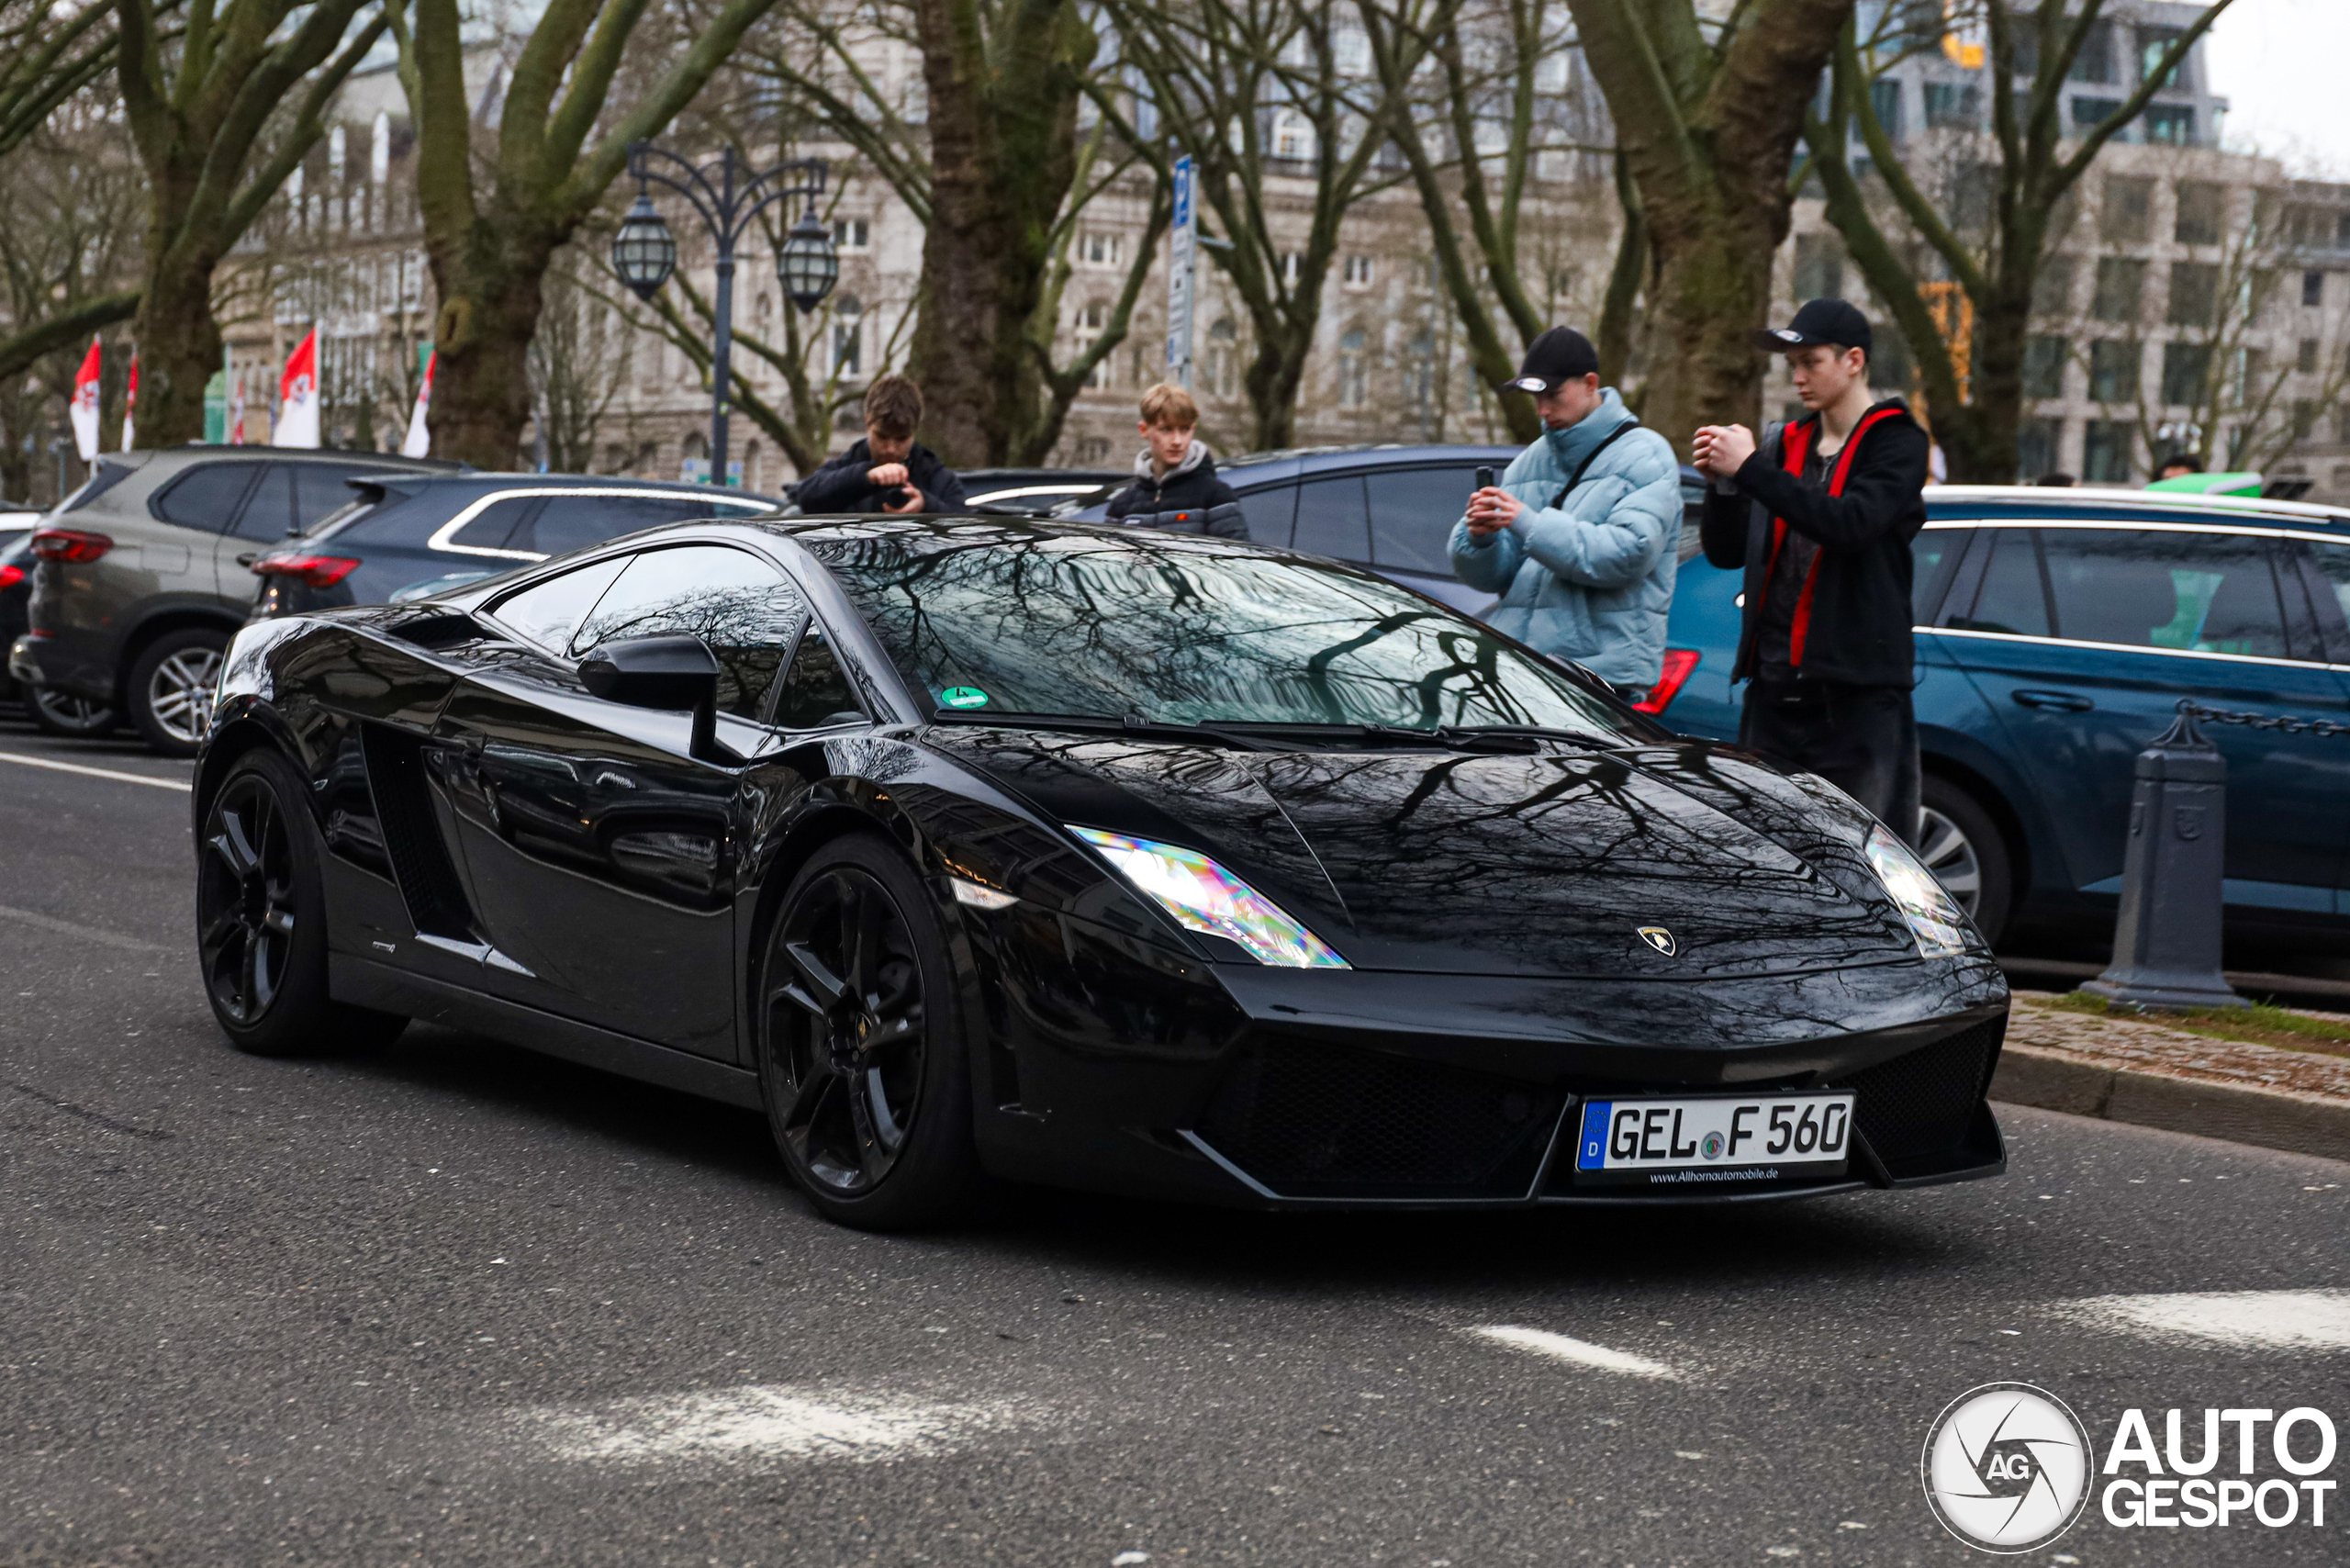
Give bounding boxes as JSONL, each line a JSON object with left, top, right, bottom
{"left": 2175, "top": 698, "right": 2350, "bottom": 738}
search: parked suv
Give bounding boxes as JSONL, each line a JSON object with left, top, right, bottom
{"left": 243, "top": 473, "right": 784, "bottom": 621}
{"left": 8, "top": 448, "right": 458, "bottom": 754}
{"left": 1656, "top": 485, "right": 2350, "bottom": 949}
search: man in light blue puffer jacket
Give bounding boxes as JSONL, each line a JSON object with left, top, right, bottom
{"left": 1449, "top": 327, "right": 1682, "bottom": 697}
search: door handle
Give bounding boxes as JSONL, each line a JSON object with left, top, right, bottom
{"left": 2012, "top": 689, "right": 2093, "bottom": 712}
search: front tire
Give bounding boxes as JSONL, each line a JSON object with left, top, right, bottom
{"left": 26, "top": 684, "right": 118, "bottom": 738}
{"left": 757, "top": 834, "right": 979, "bottom": 1230}
{"left": 196, "top": 747, "right": 407, "bottom": 1057}
{"left": 129, "top": 627, "right": 228, "bottom": 756}
{"left": 1919, "top": 775, "right": 2014, "bottom": 948}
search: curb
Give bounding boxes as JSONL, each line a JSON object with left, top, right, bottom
{"left": 1992, "top": 1043, "right": 2350, "bottom": 1165}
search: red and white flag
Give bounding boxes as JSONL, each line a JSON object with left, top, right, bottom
{"left": 400, "top": 350, "right": 434, "bottom": 458}
{"left": 229, "top": 375, "right": 246, "bottom": 444}
{"left": 121, "top": 354, "right": 137, "bottom": 450}
{"left": 69, "top": 339, "right": 101, "bottom": 461}
{"left": 275, "top": 327, "right": 319, "bottom": 448}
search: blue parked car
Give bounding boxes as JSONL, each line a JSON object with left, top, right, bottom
{"left": 1653, "top": 485, "right": 2350, "bottom": 947}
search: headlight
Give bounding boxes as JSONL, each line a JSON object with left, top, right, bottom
{"left": 1863, "top": 823, "right": 1969, "bottom": 958}
{"left": 1069, "top": 827, "right": 1348, "bottom": 969}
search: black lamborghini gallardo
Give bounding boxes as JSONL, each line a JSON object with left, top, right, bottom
{"left": 194, "top": 514, "right": 2008, "bottom": 1227}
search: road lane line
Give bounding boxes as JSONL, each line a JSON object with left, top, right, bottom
{"left": 0, "top": 902, "right": 170, "bottom": 952}
{"left": 514, "top": 1383, "right": 1030, "bottom": 1463}
{"left": 0, "top": 750, "right": 190, "bottom": 791}
{"left": 1468, "top": 1325, "right": 1684, "bottom": 1380}
{"left": 2055, "top": 1289, "right": 2350, "bottom": 1351}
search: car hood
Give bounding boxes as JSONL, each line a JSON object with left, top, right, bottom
{"left": 919, "top": 730, "right": 1922, "bottom": 980}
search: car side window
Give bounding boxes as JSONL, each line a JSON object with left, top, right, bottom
{"left": 2042, "top": 528, "right": 2288, "bottom": 659}
{"left": 1292, "top": 474, "right": 1370, "bottom": 560}
{"left": 767, "top": 623, "right": 866, "bottom": 730}
{"left": 441, "top": 496, "right": 551, "bottom": 555}
{"left": 1236, "top": 486, "right": 1296, "bottom": 547}
{"left": 490, "top": 554, "right": 632, "bottom": 652}
{"left": 567, "top": 544, "right": 806, "bottom": 720}
{"left": 1910, "top": 529, "right": 1970, "bottom": 623}
{"left": 290, "top": 465, "right": 375, "bottom": 530}
{"left": 1951, "top": 529, "right": 2050, "bottom": 637}
{"left": 520, "top": 497, "right": 719, "bottom": 558}
{"left": 2301, "top": 543, "right": 2350, "bottom": 659}
{"left": 229, "top": 465, "right": 302, "bottom": 542}
{"left": 1368, "top": 467, "right": 1480, "bottom": 575}
{"left": 151, "top": 463, "right": 263, "bottom": 532}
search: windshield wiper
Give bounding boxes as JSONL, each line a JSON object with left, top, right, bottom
{"left": 925, "top": 709, "right": 1292, "bottom": 752}
{"left": 1251, "top": 722, "right": 1617, "bottom": 755}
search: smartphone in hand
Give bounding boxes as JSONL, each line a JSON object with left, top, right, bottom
{"left": 1474, "top": 466, "right": 1495, "bottom": 491}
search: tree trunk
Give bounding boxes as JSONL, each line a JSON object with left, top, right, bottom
{"left": 428, "top": 223, "right": 557, "bottom": 469}
{"left": 130, "top": 251, "right": 223, "bottom": 447}
{"left": 903, "top": 0, "right": 1087, "bottom": 466}
{"left": 1638, "top": 188, "right": 1785, "bottom": 453}
{"left": 1595, "top": 151, "right": 1646, "bottom": 393}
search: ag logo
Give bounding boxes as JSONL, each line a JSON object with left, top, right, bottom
{"left": 1921, "top": 1383, "right": 2095, "bottom": 1552}
{"left": 1636, "top": 925, "right": 1676, "bottom": 956}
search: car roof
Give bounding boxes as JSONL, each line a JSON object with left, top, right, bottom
{"left": 1221, "top": 442, "right": 1521, "bottom": 483}
{"left": 1924, "top": 483, "right": 2350, "bottom": 533}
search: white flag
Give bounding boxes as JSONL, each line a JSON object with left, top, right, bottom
{"left": 401, "top": 350, "right": 435, "bottom": 458}
{"left": 69, "top": 340, "right": 101, "bottom": 462}
{"left": 274, "top": 327, "right": 320, "bottom": 449}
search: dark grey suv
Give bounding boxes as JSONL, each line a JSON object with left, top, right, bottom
{"left": 8, "top": 447, "right": 456, "bottom": 754}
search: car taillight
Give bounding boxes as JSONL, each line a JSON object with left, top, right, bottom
{"left": 1633, "top": 648, "right": 1700, "bottom": 714}
{"left": 252, "top": 553, "right": 362, "bottom": 588}
{"left": 29, "top": 527, "right": 113, "bottom": 564}
{"left": 0, "top": 564, "right": 22, "bottom": 588}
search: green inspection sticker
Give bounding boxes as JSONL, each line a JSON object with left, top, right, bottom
{"left": 939, "top": 686, "right": 990, "bottom": 709}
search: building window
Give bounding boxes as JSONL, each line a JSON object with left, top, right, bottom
{"left": 2073, "top": 97, "right": 2123, "bottom": 133}
{"left": 2032, "top": 255, "right": 2076, "bottom": 317}
{"left": 1209, "top": 317, "right": 1238, "bottom": 398}
{"left": 2092, "top": 258, "right": 2146, "bottom": 322}
{"left": 2101, "top": 177, "right": 2154, "bottom": 243}
{"left": 2305, "top": 271, "right": 2326, "bottom": 308}
{"left": 2018, "top": 418, "right": 2063, "bottom": 482}
{"left": 2161, "top": 342, "right": 2210, "bottom": 407}
{"left": 1343, "top": 254, "right": 1374, "bottom": 287}
{"left": 2089, "top": 339, "right": 2141, "bottom": 403}
{"left": 2143, "top": 106, "right": 2196, "bottom": 146}
{"left": 2339, "top": 213, "right": 2350, "bottom": 250}
{"left": 2138, "top": 27, "right": 2187, "bottom": 90}
{"left": 2068, "top": 19, "right": 2115, "bottom": 84}
{"left": 1792, "top": 232, "right": 1843, "bottom": 301}
{"left": 1280, "top": 252, "right": 1301, "bottom": 286}
{"left": 1337, "top": 327, "right": 1368, "bottom": 409}
{"left": 1075, "top": 301, "right": 1111, "bottom": 387}
{"left": 2166, "top": 262, "right": 2219, "bottom": 327}
{"left": 1272, "top": 110, "right": 1312, "bottom": 162}
{"left": 1868, "top": 79, "right": 1904, "bottom": 140}
{"left": 2300, "top": 338, "right": 2322, "bottom": 375}
{"left": 831, "top": 293, "right": 863, "bottom": 377}
{"left": 2024, "top": 335, "right": 2068, "bottom": 401}
{"left": 1080, "top": 232, "right": 1122, "bottom": 267}
{"left": 1923, "top": 83, "right": 1979, "bottom": 130}
{"left": 831, "top": 218, "right": 870, "bottom": 251}
{"left": 2293, "top": 399, "right": 2319, "bottom": 439}
{"left": 2083, "top": 420, "right": 2137, "bottom": 484}
{"left": 2174, "top": 182, "right": 2223, "bottom": 246}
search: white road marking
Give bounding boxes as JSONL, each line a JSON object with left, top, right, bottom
{"left": 0, "top": 902, "right": 170, "bottom": 952}
{"left": 2055, "top": 1289, "right": 2350, "bottom": 1351}
{"left": 1467, "top": 1325, "right": 1684, "bottom": 1381}
{"left": 515, "top": 1383, "right": 1027, "bottom": 1463}
{"left": 0, "top": 749, "right": 190, "bottom": 791}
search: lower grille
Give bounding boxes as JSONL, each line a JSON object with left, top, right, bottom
{"left": 1845, "top": 1016, "right": 2004, "bottom": 1178}
{"left": 1192, "top": 1042, "right": 1558, "bottom": 1198}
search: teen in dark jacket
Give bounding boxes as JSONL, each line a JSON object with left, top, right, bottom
{"left": 1103, "top": 382, "right": 1247, "bottom": 538}
{"left": 1694, "top": 300, "right": 1930, "bottom": 840}
{"left": 790, "top": 374, "right": 970, "bottom": 514}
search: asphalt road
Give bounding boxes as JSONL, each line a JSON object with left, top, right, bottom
{"left": 1, "top": 712, "right": 2345, "bottom": 1568}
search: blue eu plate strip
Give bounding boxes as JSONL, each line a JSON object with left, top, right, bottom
{"left": 1576, "top": 1101, "right": 1613, "bottom": 1170}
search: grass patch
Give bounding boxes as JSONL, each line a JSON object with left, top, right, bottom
{"left": 2037, "top": 990, "right": 2350, "bottom": 1060}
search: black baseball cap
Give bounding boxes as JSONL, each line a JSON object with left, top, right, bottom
{"left": 1751, "top": 298, "right": 1873, "bottom": 356}
{"left": 1501, "top": 326, "right": 1600, "bottom": 394}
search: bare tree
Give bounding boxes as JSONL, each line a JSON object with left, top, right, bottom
{"left": 1807, "top": 0, "right": 2236, "bottom": 482}
{"left": 1563, "top": 0, "right": 1855, "bottom": 454}
{"left": 530, "top": 254, "right": 641, "bottom": 474}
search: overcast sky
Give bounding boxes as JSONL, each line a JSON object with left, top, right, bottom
{"left": 2205, "top": 0, "right": 2350, "bottom": 178}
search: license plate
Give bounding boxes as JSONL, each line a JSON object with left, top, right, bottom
{"left": 1571, "top": 1092, "right": 1855, "bottom": 1187}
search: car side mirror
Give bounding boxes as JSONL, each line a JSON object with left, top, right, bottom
{"left": 579, "top": 634, "right": 727, "bottom": 761}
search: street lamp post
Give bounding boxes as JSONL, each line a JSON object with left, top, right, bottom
{"left": 612, "top": 142, "right": 839, "bottom": 488}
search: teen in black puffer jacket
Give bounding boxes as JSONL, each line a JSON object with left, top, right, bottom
{"left": 1104, "top": 439, "right": 1247, "bottom": 539}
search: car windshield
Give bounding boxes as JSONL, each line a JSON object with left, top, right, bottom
{"left": 800, "top": 520, "right": 1632, "bottom": 736}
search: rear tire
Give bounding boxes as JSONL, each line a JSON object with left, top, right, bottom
{"left": 128, "top": 627, "right": 228, "bottom": 756}
{"left": 1919, "top": 775, "right": 2014, "bottom": 948}
{"left": 26, "top": 684, "right": 118, "bottom": 738}
{"left": 196, "top": 747, "right": 407, "bottom": 1057}
{"left": 756, "top": 834, "right": 980, "bottom": 1230}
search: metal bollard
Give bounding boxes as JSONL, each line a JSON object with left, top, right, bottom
{"left": 2082, "top": 704, "right": 2246, "bottom": 1009}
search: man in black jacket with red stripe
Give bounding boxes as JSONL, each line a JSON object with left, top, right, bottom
{"left": 1694, "top": 298, "right": 1930, "bottom": 842}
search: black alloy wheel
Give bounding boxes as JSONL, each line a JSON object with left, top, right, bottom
{"left": 196, "top": 748, "right": 407, "bottom": 1057}
{"left": 26, "top": 684, "right": 118, "bottom": 738}
{"left": 758, "top": 835, "right": 979, "bottom": 1228}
